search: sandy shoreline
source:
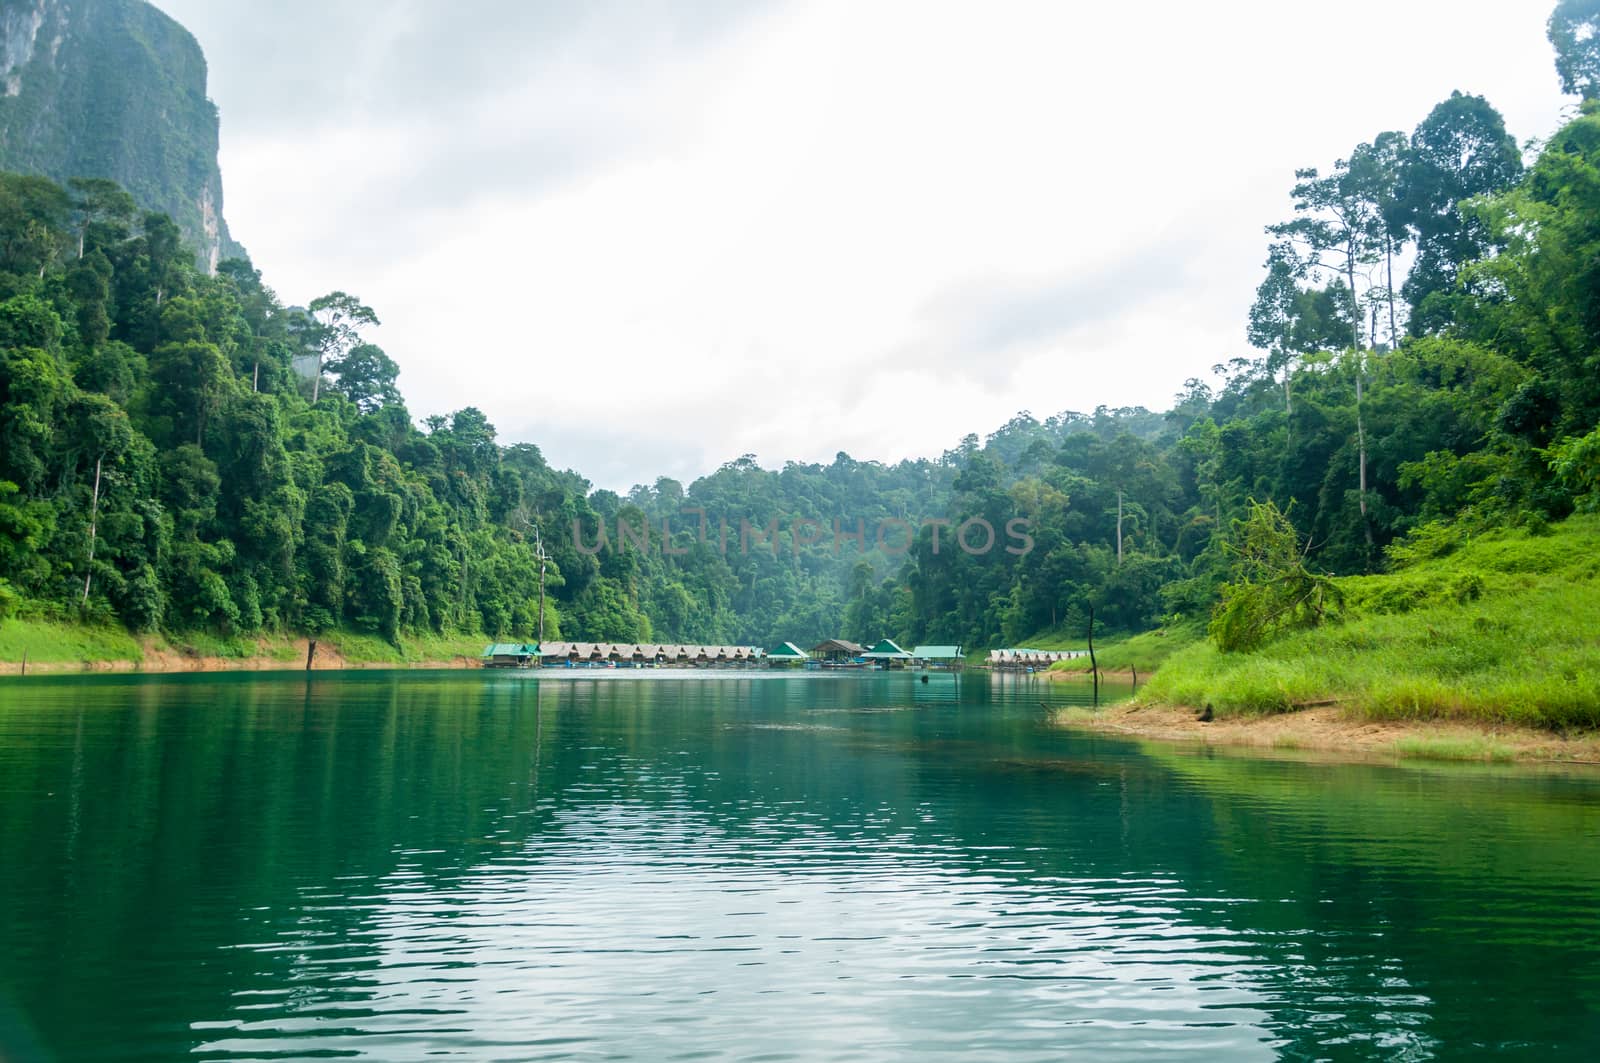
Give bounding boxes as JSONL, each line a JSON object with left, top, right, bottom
{"left": 1055, "top": 702, "right": 1600, "bottom": 765}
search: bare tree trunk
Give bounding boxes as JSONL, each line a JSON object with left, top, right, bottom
{"left": 1116, "top": 490, "right": 1124, "bottom": 567}
{"left": 81, "top": 456, "right": 102, "bottom": 605}
{"left": 1385, "top": 233, "right": 1399, "bottom": 346}
{"left": 1346, "top": 246, "right": 1373, "bottom": 552}
{"left": 311, "top": 354, "right": 322, "bottom": 403}
{"left": 1355, "top": 365, "right": 1373, "bottom": 550}
{"left": 537, "top": 557, "right": 547, "bottom": 644}
{"left": 1355, "top": 369, "right": 1367, "bottom": 515}
{"left": 1346, "top": 247, "right": 1362, "bottom": 353}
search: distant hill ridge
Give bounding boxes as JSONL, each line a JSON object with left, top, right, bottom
{"left": 0, "top": 0, "right": 243, "bottom": 269}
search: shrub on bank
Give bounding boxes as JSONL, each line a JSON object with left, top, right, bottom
{"left": 1140, "top": 516, "right": 1600, "bottom": 730}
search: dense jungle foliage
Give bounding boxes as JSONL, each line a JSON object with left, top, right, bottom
{"left": 3, "top": 3, "right": 1600, "bottom": 654}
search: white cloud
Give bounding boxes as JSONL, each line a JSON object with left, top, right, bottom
{"left": 157, "top": 0, "right": 1568, "bottom": 490}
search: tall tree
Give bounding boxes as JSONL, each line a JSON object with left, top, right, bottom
{"left": 0, "top": 175, "right": 70, "bottom": 280}
{"left": 1248, "top": 243, "right": 1358, "bottom": 411}
{"left": 1345, "top": 131, "right": 1411, "bottom": 347}
{"left": 1397, "top": 92, "right": 1523, "bottom": 334}
{"left": 1268, "top": 164, "right": 1376, "bottom": 354}
{"left": 307, "top": 292, "right": 378, "bottom": 403}
{"left": 1268, "top": 156, "right": 1386, "bottom": 552}
{"left": 1550, "top": 0, "right": 1600, "bottom": 98}
{"left": 326, "top": 342, "right": 402, "bottom": 413}
{"left": 152, "top": 340, "right": 234, "bottom": 446}
{"left": 66, "top": 178, "right": 135, "bottom": 260}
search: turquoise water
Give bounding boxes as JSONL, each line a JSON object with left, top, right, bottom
{"left": 1, "top": 671, "right": 1598, "bottom": 1060}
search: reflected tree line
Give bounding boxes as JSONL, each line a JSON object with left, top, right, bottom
{"left": 3, "top": 677, "right": 1599, "bottom": 1056}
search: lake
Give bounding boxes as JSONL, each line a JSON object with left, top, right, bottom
{"left": 1, "top": 671, "right": 1598, "bottom": 1060}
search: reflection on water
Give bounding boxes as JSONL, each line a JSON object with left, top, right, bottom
{"left": 0, "top": 671, "right": 1597, "bottom": 1060}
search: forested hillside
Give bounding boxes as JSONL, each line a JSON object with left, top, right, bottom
{"left": 897, "top": 66, "right": 1600, "bottom": 648}
{"left": 0, "top": 172, "right": 1001, "bottom": 651}
{"left": 3, "top": 3, "right": 1600, "bottom": 658}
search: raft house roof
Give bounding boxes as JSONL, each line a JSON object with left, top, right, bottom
{"left": 767, "top": 642, "right": 809, "bottom": 659}
{"left": 987, "top": 648, "right": 1081, "bottom": 662}
{"left": 482, "top": 642, "right": 536, "bottom": 657}
{"left": 534, "top": 642, "right": 763, "bottom": 660}
{"left": 861, "top": 638, "right": 913, "bottom": 660}
{"left": 810, "top": 638, "right": 866, "bottom": 655}
{"left": 911, "top": 645, "right": 964, "bottom": 660}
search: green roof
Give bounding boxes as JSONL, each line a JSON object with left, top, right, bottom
{"left": 862, "top": 638, "right": 912, "bottom": 658}
{"left": 482, "top": 643, "right": 536, "bottom": 657}
{"left": 912, "top": 645, "right": 963, "bottom": 659}
{"left": 767, "top": 642, "right": 809, "bottom": 658}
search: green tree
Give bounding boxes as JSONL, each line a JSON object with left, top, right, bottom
{"left": 1397, "top": 93, "right": 1523, "bottom": 333}
{"left": 151, "top": 339, "right": 234, "bottom": 445}
{"left": 326, "top": 342, "right": 402, "bottom": 412}
{"left": 67, "top": 178, "right": 136, "bottom": 260}
{"left": 1248, "top": 243, "right": 1356, "bottom": 410}
{"left": 1345, "top": 131, "right": 1411, "bottom": 346}
{"left": 0, "top": 174, "right": 70, "bottom": 282}
{"left": 1550, "top": 0, "right": 1600, "bottom": 98}
{"left": 1209, "top": 501, "right": 1341, "bottom": 653}
{"left": 307, "top": 291, "right": 378, "bottom": 403}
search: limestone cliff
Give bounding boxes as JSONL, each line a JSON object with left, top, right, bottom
{"left": 0, "top": 0, "right": 244, "bottom": 270}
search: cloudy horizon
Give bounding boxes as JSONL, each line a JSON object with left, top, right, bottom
{"left": 153, "top": 0, "right": 1570, "bottom": 491}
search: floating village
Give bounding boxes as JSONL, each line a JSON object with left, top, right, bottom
{"left": 480, "top": 638, "right": 1087, "bottom": 672}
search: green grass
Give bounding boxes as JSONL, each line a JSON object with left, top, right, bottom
{"left": 167, "top": 628, "right": 487, "bottom": 666}
{"left": 1392, "top": 736, "right": 1517, "bottom": 763}
{"left": 1141, "top": 514, "right": 1600, "bottom": 730}
{"left": 0, "top": 617, "right": 146, "bottom": 665}
{"left": 1038, "top": 622, "right": 1205, "bottom": 675}
{"left": 330, "top": 630, "right": 488, "bottom": 665}
{"left": 1051, "top": 706, "right": 1104, "bottom": 724}
{"left": 168, "top": 630, "right": 272, "bottom": 660}
{"left": 1, "top": 617, "right": 496, "bottom": 670}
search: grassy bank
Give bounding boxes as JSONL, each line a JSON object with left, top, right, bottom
{"left": 0, "top": 617, "right": 149, "bottom": 667}
{"left": 0, "top": 617, "right": 492, "bottom": 674}
{"left": 1139, "top": 515, "right": 1600, "bottom": 730}
{"left": 1036, "top": 623, "right": 1204, "bottom": 676}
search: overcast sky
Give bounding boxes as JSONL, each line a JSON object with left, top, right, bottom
{"left": 153, "top": 0, "right": 1569, "bottom": 491}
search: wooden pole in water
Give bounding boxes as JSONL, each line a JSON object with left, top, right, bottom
{"left": 1131, "top": 665, "right": 1138, "bottom": 694}
{"left": 20, "top": 648, "right": 27, "bottom": 677}
{"left": 1087, "top": 604, "right": 1099, "bottom": 707}
{"left": 305, "top": 639, "right": 317, "bottom": 671}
